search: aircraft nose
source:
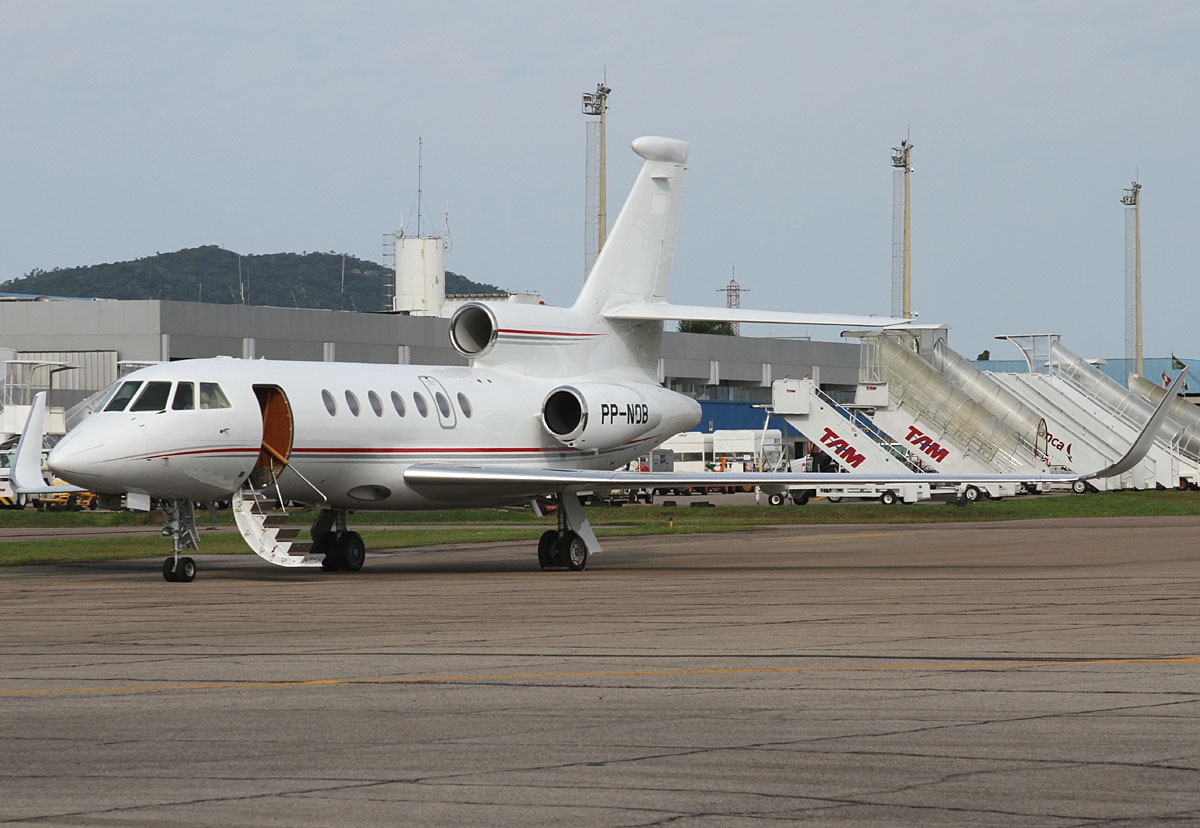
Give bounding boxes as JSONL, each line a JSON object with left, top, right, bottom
{"left": 48, "top": 427, "right": 111, "bottom": 489}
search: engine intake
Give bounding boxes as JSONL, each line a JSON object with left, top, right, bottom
{"left": 541, "top": 383, "right": 663, "bottom": 450}
{"left": 448, "top": 303, "right": 497, "bottom": 358}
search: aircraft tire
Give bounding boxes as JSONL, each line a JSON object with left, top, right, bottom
{"left": 162, "top": 557, "right": 178, "bottom": 582}
{"left": 176, "top": 557, "right": 197, "bottom": 583}
{"left": 537, "top": 530, "right": 558, "bottom": 569}
{"left": 339, "top": 532, "right": 366, "bottom": 572}
{"left": 560, "top": 531, "right": 588, "bottom": 571}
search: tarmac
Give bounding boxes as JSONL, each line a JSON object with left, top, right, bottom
{"left": 2, "top": 516, "right": 1199, "bottom": 826}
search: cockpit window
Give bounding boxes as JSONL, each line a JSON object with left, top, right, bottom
{"left": 171, "top": 382, "right": 195, "bottom": 410}
{"left": 103, "top": 381, "right": 143, "bottom": 412}
{"left": 199, "top": 383, "right": 231, "bottom": 410}
{"left": 130, "top": 381, "right": 172, "bottom": 412}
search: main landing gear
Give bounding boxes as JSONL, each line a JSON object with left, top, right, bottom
{"left": 161, "top": 499, "right": 199, "bottom": 582}
{"left": 537, "top": 493, "right": 597, "bottom": 571}
{"left": 311, "top": 508, "right": 366, "bottom": 572}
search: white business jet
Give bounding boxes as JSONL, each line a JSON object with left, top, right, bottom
{"left": 18, "top": 137, "right": 1184, "bottom": 581}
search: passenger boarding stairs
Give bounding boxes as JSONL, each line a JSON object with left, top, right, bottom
{"left": 232, "top": 488, "right": 324, "bottom": 568}
{"left": 854, "top": 334, "right": 1045, "bottom": 495}
{"left": 996, "top": 337, "right": 1196, "bottom": 489}
{"left": 929, "top": 340, "right": 1133, "bottom": 491}
{"left": 772, "top": 378, "right": 926, "bottom": 474}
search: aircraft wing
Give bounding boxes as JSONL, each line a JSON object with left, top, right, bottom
{"left": 10, "top": 392, "right": 85, "bottom": 495}
{"left": 405, "top": 366, "right": 1187, "bottom": 499}
{"left": 402, "top": 465, "right": 1081, "bottom": 500}
{"left": 603, "top": 301, "right": 914, "bottom": 329}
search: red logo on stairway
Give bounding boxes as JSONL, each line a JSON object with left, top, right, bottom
{"left": 819, "top": 427, "right": 866, "bottom": 468}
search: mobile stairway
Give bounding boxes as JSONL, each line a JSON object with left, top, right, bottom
{"left": 771, "top": 378, "right": 932, "bottom": 503}
{"left": 851, "top": 333, "right": 1050, "bottom": 498}
{"left": 930, "top": 340, "right": 1134, "bottom": 491}
{"left": 992, "top": 336, "right": 1197, "bottom": 489}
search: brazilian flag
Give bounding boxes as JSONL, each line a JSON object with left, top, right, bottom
{"left": 1172, "top": 354, "right": 1186, "bottom": 370}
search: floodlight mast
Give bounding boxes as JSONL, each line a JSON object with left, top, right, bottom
{"left": 1121, "top": 180, "right": 1142, "bottom": 380}
{"left": 891, "top": 138, "right": 914, "bottom": 319}
{"left": 582, "top": 81, "right": 611, "bottom": 278}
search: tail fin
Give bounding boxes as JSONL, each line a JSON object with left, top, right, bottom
{"left": 573, "top": 137, "right": 689, "bottom": 316}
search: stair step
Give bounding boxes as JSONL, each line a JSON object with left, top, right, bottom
{"left": 286, "top": 542, "right": 314, "bottom": 556}
{"left": 272, "top": 527, "right": 304, "bottom": 541}
{"left": 261, "top": 514, "right": 293, "bottom": 528}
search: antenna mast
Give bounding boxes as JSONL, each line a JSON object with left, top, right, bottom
{"left": 719, "top": 267, "right": 746, "bottom": 336}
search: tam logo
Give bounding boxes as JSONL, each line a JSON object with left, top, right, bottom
{"left": 904, "top": 426, "right": 949, "bottom": 463}
{"left": 819, "top": 426, "right": 865, "bottom": 468}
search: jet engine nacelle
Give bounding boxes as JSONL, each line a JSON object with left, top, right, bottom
{"left": 542, "top": 383, "right": 668, "bottom": 450}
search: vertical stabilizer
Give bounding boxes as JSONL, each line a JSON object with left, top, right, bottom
{"left": 573, "top": 137, "right": 689, "bottom": 316}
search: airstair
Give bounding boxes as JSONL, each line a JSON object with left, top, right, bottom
{"left": 231, "top": 489, "right": 324, "bottom": 568}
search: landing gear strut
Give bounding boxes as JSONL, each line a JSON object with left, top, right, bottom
{"left": 313, "top": 508, "right": 366, "bottom": 572}
{"left": 161, "top": 499, "right": 199, "bottom": 582}
{"left": 537, "top": 493, "right": 596, "bottom": 571}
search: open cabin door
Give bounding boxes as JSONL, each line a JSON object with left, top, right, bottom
{"left": 252, "top": 385, "right": 294, "bottom": 488}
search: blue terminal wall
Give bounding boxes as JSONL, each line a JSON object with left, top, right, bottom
{"left": 697, "top": 400, "right": 804, "bottom": 438}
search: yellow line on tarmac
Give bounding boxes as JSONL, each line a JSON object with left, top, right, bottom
{"left": 4, "top": 657, "right": 1197, "bottom": 698}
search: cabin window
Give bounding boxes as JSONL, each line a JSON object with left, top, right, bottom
{"left": 130, "top": 381, "right": 172, "bottom": 412}
{"left": 390, "top": 391, "right": 406, "bottom": 416}
{"left": 413, "top": 392, "right": 429, "bottom": 418}
{"left": 172, "top": 382, "right": 195, "bottom": 410}
{"left": 456, "top": 392, "right": 473, "bottom": 418}
{"left": 434, "top": 391, "right": 451, "bottom": 419}
{"left": 368, "top": 390, "right": 383, "bottom": 417}
{"left": 321, "top": 390, "right": 337, "bottom": 415}
{"left": 103, "top": 381, "right": 142, "bottom": 412}
{"left": 199, "top": 383, "right": 231, "bottom": 410}
{"left": 345, "top": 390, "right": 361, "bottom": 417}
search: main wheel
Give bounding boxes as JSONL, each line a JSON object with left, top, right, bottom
{"left": 316, "top": 534, "right": 343, "bottom": 571}
{"left": 338, "top": 532, "right": 366, "bottom": 572}
{"left": 537, "top": 530, "right": 558, "bottom": 569}
{"left": 559, "top": 531, "right": 588, "bottom": 571}
{"left": 162, "top": 557, "right": 178, "bottom": 582}
{"left": 880, "top": 490, "right": 898, "bottom": 506}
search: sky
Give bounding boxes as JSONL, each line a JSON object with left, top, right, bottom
{"left": 2, "top": 1, "right": 1197, "bottom": 361}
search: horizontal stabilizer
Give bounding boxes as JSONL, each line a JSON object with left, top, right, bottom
{"left": 604, "top": 301, "right": 913, "bottom": 329}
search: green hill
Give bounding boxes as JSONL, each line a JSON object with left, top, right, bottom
{"left": 2, "top": 246, "right": 501, "bottom": 312}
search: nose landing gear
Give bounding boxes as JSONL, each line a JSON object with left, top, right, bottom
{"left": 161, "top": 499, "right": 199, "bottom": 582}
